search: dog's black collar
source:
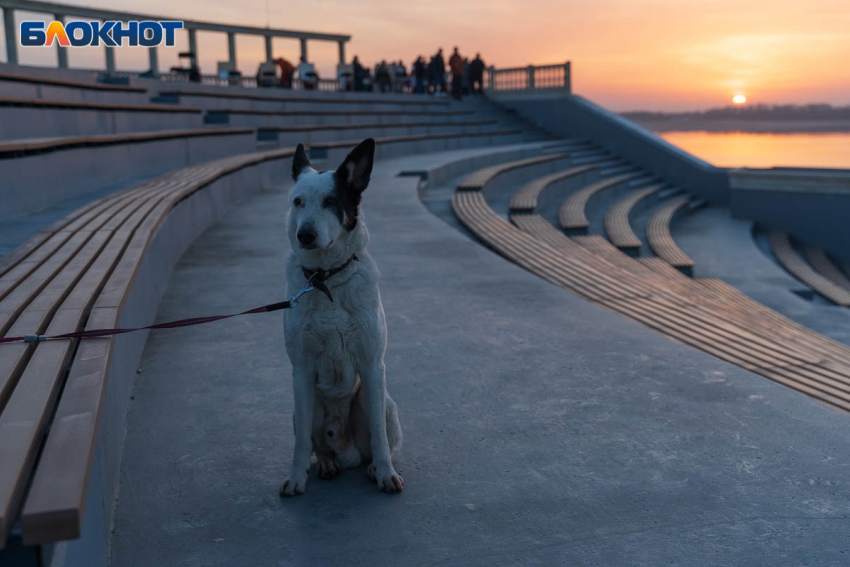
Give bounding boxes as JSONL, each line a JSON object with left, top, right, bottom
{"left": 302, "top": 254, "right": 358, "bottom": 283}
{"left": 300, "top": 254, "right": 358, "bottom": 303}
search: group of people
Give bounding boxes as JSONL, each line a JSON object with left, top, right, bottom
{"left": 348, "top": 49, "right": 485, "bottom": 99}
{"left": 259, "top": 49, "right": 486, "bottom": 99}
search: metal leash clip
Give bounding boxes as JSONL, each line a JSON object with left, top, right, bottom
{"left": 286, "top": 283, "right": 315, "bottom": 308}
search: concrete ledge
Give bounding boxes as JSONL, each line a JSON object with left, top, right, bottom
{"left": 0, "top": 104, "right": 203, "bottom": 139}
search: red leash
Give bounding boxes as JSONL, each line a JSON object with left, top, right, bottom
{"left": 0, "top": 265, "right": 337, "bottom": 345}
{"left": 0, "top": 299, "right": 295, "bottom": 344}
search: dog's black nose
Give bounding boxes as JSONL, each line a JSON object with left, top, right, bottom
{"left": 297, "top": 229, "right": 316, "bottom": 246}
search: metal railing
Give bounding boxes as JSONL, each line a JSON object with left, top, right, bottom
{"left": 486, "top": 62, "right": 571, "bottom": 94}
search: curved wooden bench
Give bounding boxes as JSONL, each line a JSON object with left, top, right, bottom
{"left": 558, "top": 173, "right": 640, "bottom": 232}
{"left": 454, "top": 178, "right": 850, "bottom": 413}
{"left": 509, "top": 164, "right": 600, "bottom": 211}
{"left": 646, "top": 197, "right": 696, "bottom": 273}
{"left": 457, "top": 152, "right": 571, "bottom": 191}
{"left": 806, "top": 247, "right": 850, "bottom": 293}
{"left": 0, "top": 146, "right": 293, "bottom": 549}
{"left": 0, "top": 127, "right": 254, "bottom": 157}
{"left": 770, "top": 232, "right": 850, "bottom": 306}
{"left": 604, "top": 184, "right": 664, "bottom": 252}
{"left": 576, "top": 234, "right": 850, "bottom": 367}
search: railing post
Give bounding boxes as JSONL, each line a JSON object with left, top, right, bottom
{"left": 54, "top": 13, "right": 68, "bottom": 68}
{"left": 264, "top": 35, "right": 273, "bottom": 62}
{"left": 148, "top": 47, "right": 159, "bottom": 76}
{"left": 300, "top": 37, "right": 308, "bottom": 61}
{"left": 187, "top": 27, "right": 198, "bottom": 69}
{"left": 105, "top": 46, "right": 116, "bottom": 74}
{"left": 527, "top": 65, "right": 535, "bottom": 90}
{"left": 487, "top": 65, "right": 495, "bottom": 91}
{"left": 3, "top": 7, "right": 17, "bottom": 65}
{"left": 564, "top": 61, "right": 571, "bottom": 93}
{"left": 227, "top": 32, "right": 237, "bottom": 67}
{"left": 337, "top": 40, "right": 345, "bottom": 65}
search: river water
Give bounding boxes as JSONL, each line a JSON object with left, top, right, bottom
{"left": 659, "top": 131, "right": 850, "bottom": 169}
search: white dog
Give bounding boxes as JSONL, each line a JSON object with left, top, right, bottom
{"left": 280, "top": 138, "right": 403, "bottom": 496}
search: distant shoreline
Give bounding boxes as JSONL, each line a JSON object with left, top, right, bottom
{"left": 623, "top": 117, "right": 850, "bottom": 134}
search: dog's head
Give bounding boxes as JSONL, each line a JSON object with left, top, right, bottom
{"left": 287, "top": 138, "right": 375, "bottom": 262}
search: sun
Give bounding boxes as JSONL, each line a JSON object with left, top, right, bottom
{"left": 732, "top": 94, "right": 747, "bottom": 104}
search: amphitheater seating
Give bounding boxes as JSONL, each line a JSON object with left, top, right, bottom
{"left": 558, "top": 173, "right": 641, "bottom": 232}
{"left": 645, "top": 197, "right": 696, "bottom": 273}
{"left": 806, "top": 247, "right": 850, "bottom": 292}
{"left": 452, "top": 153, "right": 850, "bottom": 416}
{"left": 770, "top": 232, "right": 850, "bottom": 306}
{"left": 604, "top": 183, "right": 664, "bottom": 253}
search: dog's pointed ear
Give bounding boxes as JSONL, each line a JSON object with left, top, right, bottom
{"left": 292, "top": 143, "right": 313, "bottom": 181}
{"left": 335, "top": 138, "right": 375, "bottom": 194}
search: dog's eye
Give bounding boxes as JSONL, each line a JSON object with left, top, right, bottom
{"left": 293, "top": 198, "right": 302, "bottom": 207}
{"left": 322, "top": 197, "right": 337, "bottom": 209}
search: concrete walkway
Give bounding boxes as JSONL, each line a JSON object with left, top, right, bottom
{"left": 112, "top": 148, "right": 850, "bottom": 566}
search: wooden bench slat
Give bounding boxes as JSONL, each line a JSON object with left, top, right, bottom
{"left": 457, "top": 152, "right": 571, "bottom": 191}
{"left": 509, "top": 164, "right": 599, "bottom": 212}
{"left": 646, "top": 198, "right": 695, "bottom": 269}
{"left": 0, "top": 309, "right": 81, "bottom": 542}
{"left": 0, "top": 96, "right": 202, "bottom": 114}
{"left": 0, "top": 127, "right": 255, "bottom": 156}
{"left": 770, "top": 232, "right": 850, "bottom": 307}
{"left": 558, "top": 173, "right": 639, "bottom": 230}
{"left": 805, "top": 247, "right": 850, "bottom": 293}
{"left": 604, "top": 185, "right": 663, "bottom": 249}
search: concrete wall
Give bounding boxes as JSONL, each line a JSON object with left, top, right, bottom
{"left": 1, "top": 132, "right": 257, "bottom": 222}
{"left": 495, "top": 94, "right": 731, "bottom": 205}
{"left": 40, "top": 156, "right": 290, "bottom": 567}
{"left": 0, "top": 106, "right": 203, "bottom": 139}
{"left": 730, "top": 169, "right": 850, "bottom": 264}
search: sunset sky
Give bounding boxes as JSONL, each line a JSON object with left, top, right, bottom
{"left": 2, "top": 0, "right": 849, "bottom": 111}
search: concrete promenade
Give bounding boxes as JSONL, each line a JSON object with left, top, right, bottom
{"left": 112, "top": 147, "right": 850, "bottom": 566}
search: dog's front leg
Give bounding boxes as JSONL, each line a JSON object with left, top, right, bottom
{"left": 361, "top": 360, "right": 404, "bottom": 493}
{"left": 280, "top": 367, "right": 315, "bottom": 497}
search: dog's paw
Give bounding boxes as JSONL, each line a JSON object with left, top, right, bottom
{"left": 317, "top": 458, "right": 341, "bottom": 480}
{"left": 279, "top": 473, "right": 308, "bottom": 497}
{"left": 368, "top": 463, "right": 404, "bottom": 493}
